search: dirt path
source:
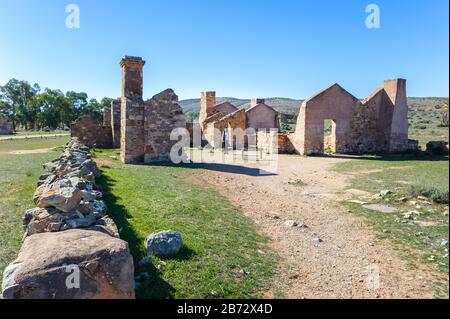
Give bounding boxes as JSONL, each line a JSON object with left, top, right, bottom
{"left": 187, "top": 152, "right": 436, "bottom": 299}
{"left": 5, "top": 148, "right": 54, "bottom": 155}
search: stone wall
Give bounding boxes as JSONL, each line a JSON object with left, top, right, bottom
{"left": 143, "top": 89, "right": 186, "bottom": 163}
{"left": 1, "top": 139, "right": 135, "bottom": 299}
{"left": 119, "top": 56, "right": 186, "bottom": 164}
{"left": 246, "top": 102, "right": 279, "bottom": 131}
{"left": 291, "top": 79, "right": 417, "bottom": 155}
{"left": 70, "top": 116, "right": 112, "bottom": 148}
{"left": 103, "top": 107, "right": 112, "bottom": 127}
{"left": 111, "top": 100, "right": 121, "bottom": 148}
{"left": 0, "top": 115, "right": 13, "bottom": 134}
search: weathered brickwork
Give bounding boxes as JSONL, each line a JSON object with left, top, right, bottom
{"left": 70, "top": 116, "right": 112, "bottom": 148}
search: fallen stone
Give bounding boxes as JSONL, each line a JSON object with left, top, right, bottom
{"left": 347, "top": 199, "right": 367, "bottom": 205}
{"left": 146, "top": 230, "right": 183, "bottom": 258}
{"left": 66, "top": 214, "right": 97, "bottom": 229}
{"left": 284, "top": 220, "right": 298, "bottom": 227}
{"left": 36, "top": 186, "right": 83, "bottom": 213}
{"left": 363, "top": 204, "right": 398, "bottom": 213}
{"left": 379, "top": 190, "right": 392, "bottom": 198}
{"left": 1, "top": 229, "right": 134, "bottom": 299}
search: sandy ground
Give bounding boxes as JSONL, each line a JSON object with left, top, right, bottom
{"left": 186, "top": 151, "right": 437, "bottom": 299}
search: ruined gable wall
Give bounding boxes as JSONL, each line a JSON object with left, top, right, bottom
{"left": 295, "top": 84, "right": 358, "bottom": 155}
{"left": 143, "top": 89, "right": 186, "bottom": 163}
{"left": 215, "top": 102, "right": 238, "bottom": 115}
{"left": 246, "top": 104, "right": 279, "bottom": 131}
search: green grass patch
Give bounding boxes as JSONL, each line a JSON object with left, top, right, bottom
{"left": 334, "top": 153, "right": 449, "bottom": 298}
{"left": 0, "top": 136, "right": 68, "bottom": 153}
{"left": 94, "top": 149, "right": 276, "bottom": 299}
{"left": 0, "top": 137, "right": 69, "bottom": 280}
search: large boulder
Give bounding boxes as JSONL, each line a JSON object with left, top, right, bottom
{"left": 145, "top": 230, "right": 183, "bottom": 258}
{"left": 2, "top": 229, "right": 135, "bottom": 299}
{"left": 426, "top": 141, "right": 449, "bottom": 155}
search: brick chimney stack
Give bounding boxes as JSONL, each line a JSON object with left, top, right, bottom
{"left": 120, "top": 56, "right": 146, "bottom": 100}
{"left": 251, "top": 98, "right": 265, "bottom": 107}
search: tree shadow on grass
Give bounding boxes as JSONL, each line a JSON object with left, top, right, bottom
{"left": 96, "top": 173, "right": 179, "bottom": 299}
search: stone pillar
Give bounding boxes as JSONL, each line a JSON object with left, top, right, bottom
{"left": 199, "top": 91, "right": 216, "bottom": 129}
{"left": 384, "top": 79, "right": 409, "bottom": 150}
{"left": 120, "top": 56, "right": 145, "bottom": 99}
{"left": 111, "top": 100, "right": 121, "bottom": 148}
{"left": 103, "top": 107, "right": 111, "bottom": 127}
{"left": 120, "top": 56, "right": 146, "bottom": 164}
{"left": 251, "top": 98, "right": 265, "bottom": 107}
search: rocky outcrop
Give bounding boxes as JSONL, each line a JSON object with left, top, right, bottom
{"left": 2, "top": 138, "right": 135, "bottom": 299}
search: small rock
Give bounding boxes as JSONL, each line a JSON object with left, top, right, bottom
{"left": 284, "top": 220, "right": 298, "bottom": 227}
{"left": 440, "top": 240, "right": 449, "bottom": 247}
{"left": 146, "top": 230, "right": 183, "bottom": 258}
{"left": 313, "top": 237, "right": 323, "bottom": 243}
{"left": 379, "top": 190, "right": 392, "bottom": 198}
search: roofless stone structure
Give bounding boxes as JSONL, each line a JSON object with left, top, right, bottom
{"left": 119, "top": 56, "right": 186, "bottom": 164}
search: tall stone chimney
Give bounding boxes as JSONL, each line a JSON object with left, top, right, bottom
{"left": 120, "top": 56, "right": 146, "bottom": 164}
{"left": 251, "top": 98, "right": 265, "bottom": 107}
{"left": 199, "top": 91, "right": 216, "bottom": 129}
{"left": 120, "top": 56, "right": 146, "bottom": 100}
{"left": 383, "top": 78, "right": 409, "bottom": 149}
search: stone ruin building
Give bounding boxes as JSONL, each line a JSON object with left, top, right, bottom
{"left": 71, "top": 56, "right": 416, "bottom": 159}
{"left": 0, "top": 115, "right": 14, "bottom": 134}
{"left": 255, "top": 78, "right": 418, "bottom": 155}
{"left": 199, "top": 92, "right": 279, "bottom": 148}
{"left": 71, "top": 56, "right": 186, "bottom": 163}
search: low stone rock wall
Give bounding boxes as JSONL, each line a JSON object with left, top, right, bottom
{"left": 1, "top": 138, "right": 135, "bottom": 299}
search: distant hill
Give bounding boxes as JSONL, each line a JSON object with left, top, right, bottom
{"left": 179, "top": 97, "right": 448, "bottom": 116}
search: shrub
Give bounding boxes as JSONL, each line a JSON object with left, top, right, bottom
{"left": 409, "top": 185, "right": 449, "bottom": 204}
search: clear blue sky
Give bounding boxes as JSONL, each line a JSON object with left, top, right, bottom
{"left": 0, "top": 0, "right": 448, "bottom": 100}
